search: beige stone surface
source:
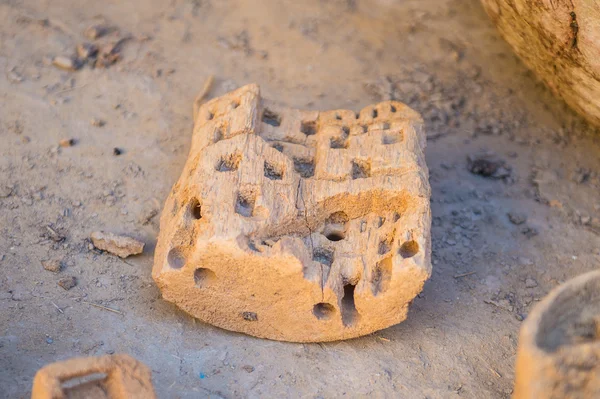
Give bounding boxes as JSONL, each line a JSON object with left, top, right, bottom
{"left": 90, "top": 231, "right": 145, "bottom": 258}
{"left": 31, "top": 354, "right": 156, "bottom": 399}
{"left": 153, "top": 84, "right": 431, "bottom": 342}
{"left": 480, "top": 0, "right": 600, "bottom": 127}
{"left": 513, "top": 270, "right": 600, "bottom": 399}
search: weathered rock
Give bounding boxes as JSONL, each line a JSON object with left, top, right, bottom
{"left": 91, "top": 231, "right": 144, "bottom": 258}
{"left": 153, "top": 84, "right": 432, "bottom": 342}
{"left": 58, "top": 276, "right": 77, "bottom": 290}
{"left": 514, "top": 270, "right": 600, "bottom": 398}
{"left": 480, "top": 0, "right": 600, "bottom": 127}
{"left": 31, "top": 354, "right": 156, "bottom": 399}
{"left": 41, "top": 259, "right": 62, "bottom": 273}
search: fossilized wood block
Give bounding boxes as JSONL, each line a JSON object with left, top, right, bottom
{"left": 514, "top": 270, "right": 600, "bottom": 399}
{"left": 31, "top": 354, "right": 156, "bottom": 399}
{"left": 153, "top": 84, "right": 431, "bottom": 342}
{"left": 481, "top": 0, "right": 600, "bottom": 127}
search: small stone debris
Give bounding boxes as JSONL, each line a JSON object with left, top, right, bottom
{"left": 90, "top": 118, "right": 105, "bottom": 127}
{"left": 76, "top": 42, "right": 99, "bottom": 60}
{"left": 242, "top": 365, "right": 255, "bottom": 373}
{"left": 58, "top": 276, "right": 77, "bottom": 290}
{"left": 521, "top": 226, "right": 539, "bottom": 238}
{"left": 525, "top": 278, "right": 538, "bottom": 288}
{"left": 84, "top": 24, "right": 109, "bottom": 40}
{"left": 59, "top": 138, "right": 76, "bottom": 147}
{"left": 90, "top": 231, "right": 144, "bottom": 258}
{"left": 52, "top": 55, "right": 81, "bottom": 72}
{"left": 41, "top": 259, "right": 62, "bottom": 273}
{"left": 467, "top": 153, "right": 511, "bottom": 179}
{"left": 113, "top": 147, "right": 123, "bottom": 156}
{"left": 507, "top": 212, "right": 527, "bottom": 225}
{"left": 0, "top": 186, "right": 13, "bottom": 198}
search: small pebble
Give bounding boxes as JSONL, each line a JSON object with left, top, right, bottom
{"left": 52, "top": 56, "right": 81, "bottom": 71}
{"left": 525, "top": 278, "right": 538, "bottom": 288}
{"left": 58, "top": 276, "right": 77, "bottom": 290}
{"left": 41, "top": 259, "right": 62, "bottom": 273}
{"left": 507, "top": 212, "right": 527, "bottom": 225}
{"left": 84, "top": 24, "right": 109, "bottom": 40}
{"left": 90, "top": 118, "right": 105, "bottom": 127}
{"left": 46, "top": 337, "right": 53, "bottom": 344}
{"left": 242, "top": 365, "right": 255, "bottom": 373}
{"left": 76, "top": 42, "right": 99, "bottom": 59}
{"left": 59, "top": 138, "right": 76, "bottom": 147}
{"left": 113, "top": 147, "right": 123, "bottom": 156}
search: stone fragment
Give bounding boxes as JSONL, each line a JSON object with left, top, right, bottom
{"left": 77, "top": 42, "right": 99, "bottom": 60}
{"left": 41, "top": 259, "right": 62, "bottom": 273}
{"left": 514, "top": 270, "right": 600, "bottom": 398}
{"left": 508, "top": 212, "right": 527, "bottom": 225}
{"left": 59, "top": 138, "right": 76, "bottom": 147}
{"left": 153, "top": 84, "right": 431, "bottom": 342}
{"left": 84, "top": 24, "right": 109, "bottom": 40}
{"left": 90, "top": 231, "right": 144, "bottom": 258}
{"left": 52, "top": 56, "right": 81, "bottom": 71}
{"left": 31, "top": 354, "right": 156, "bottom": 399}
{"left": 58, "top": 276, "right": 77, "bottom": 290}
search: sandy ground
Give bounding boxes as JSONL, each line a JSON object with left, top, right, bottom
{"left": 1, "top": 0, "right": 600, "bottom": 397}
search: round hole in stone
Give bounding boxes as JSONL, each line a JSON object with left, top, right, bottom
{"left": 399, "top": 240, "right": 419, "bottom": 258}
{"left": 167, "top": 247, "right": 186, "bottom": 269}
{"left": 313, "top": 303, "right": 336, "bottom": 320}
{"left": 194, "top": 268, "right": 216, "bottom": 288}
{"left": 189, "top": 198, "right": 202, "bottom": 220}
{"left": 325, "top": 230, "right": 345, "bottom": 241}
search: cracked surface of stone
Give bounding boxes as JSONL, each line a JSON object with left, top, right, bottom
{"left": 152, "top": 84, "right": 431, "bottom": 342}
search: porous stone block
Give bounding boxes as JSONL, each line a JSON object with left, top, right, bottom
{"left": 513, "top": 270, "right": 600, "bottom": 399}
{"left": 31, "top": 354, "right": 156, "bottom": 399}
{"left": 153, "top": 84, "right": 431, "bottom": 342}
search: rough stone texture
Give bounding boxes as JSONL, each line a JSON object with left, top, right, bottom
{"left": 480, "top": 0, "right": 600, "bottom": 127}
{"left": 31, "top": 354, "right": 156, "bottom": 399}
{"left": 513, "top": 270, "right": 600, "bottom": 399}
{"left": 90, "top": 231, "right": 145, "bottom": 258}
{"left": 153, "top": 84, "right": 431, "bottom": 342}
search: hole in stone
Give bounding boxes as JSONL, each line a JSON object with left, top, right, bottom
{"left": 323, "top": 211, "right": 349, "bottom": 241}
{"left": 391, "top": 105, "right": 397, "bottom": 113}
{"left": 335, "top": 113, "right": 342, "bottom": 120}
{"left": 242, "top": 311, "right": 258, "bottom": 321}
{"left": 372, "top": 109, "right": 378, "bottom": 118}
{"left": 330, "top": 136, "right": 348, "bottom": 149}
{"left": 216, "top": 152, "right": 242, "bottom": 172}
{"left": 372, "top": 257, "right": 393, "bottom": 296}
{"left": 342, "top": 126, "right": 350, "bottom": 135}
{"left": 341, "top": 283, "right": 359, "bottom": 327}
{"left": 382, "top": 122, "right": 390, "bottom": 130}
{"left": 382, "top": 132, "right": 401, "bottom": 145}
{"left": 167, "top": 247, "right": 186, "bottom": 269}
{"left": 301, "top": 121, "right": 317, "bottom": 136}
{"left": 393, "top": 212, "right": 401, "bottom": 222}
{"left": 355, "top": 112, "right": 360, "bottom": 119}
{"left": 207, "top": 111, "right": 214, "bottom": 120}
{"left": 351, "top": 159, "right": 371, "bottom": 179}
{"left": 378, "top": 216, "right": 386, "bottom": 227}
{"left": 262, "top": 108, "right": 281, "bottom": 127}
{"left": 264, "top": 161, "right": 284, "bottom": 180}
{"left": 313, "top": 247, "right": 334, "bottom": 267}
{"left": 232, "top": 100, "right": 240, "bottom": 109}
{"left": 235, "top": 189, "right": 256, "bottom": 217}
{"left": 361, "top": 125, "right": 368, "bottom": 133}
{"left": 189, "top": 198, "right": 202, "bottom": 219}
{"left": 194, "top": 268, "right": 216, "bottom": 288}
{"left": 61, "top": 372, "right": 108, "bottom": 390}
{"left": 399, "top": 240, "right": 419, "bottom": 258}
{"left": 378, "top": 236, "right": 393, "bottom": 255}
{"left": 293, "top": 158, "right": 315, "bottom": 178}
{"left": 272, "top": 143, "right": 284, "bottom": 152}
{"left": 313, "top": 303, "right": 336, "bottom": 320}
{"left": 214, "top": 127, "right": 224, "bottom": 143}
